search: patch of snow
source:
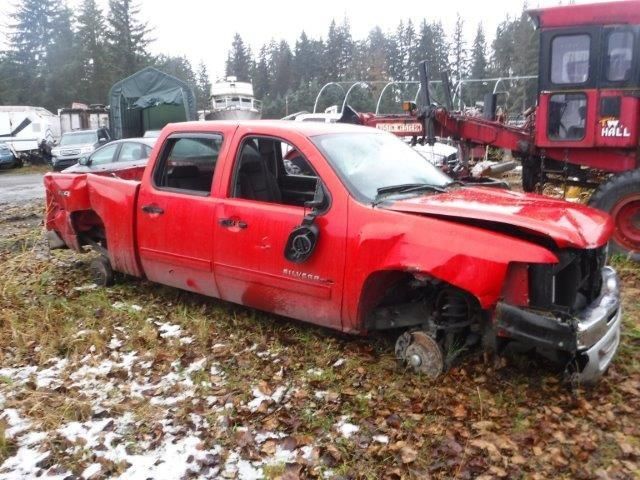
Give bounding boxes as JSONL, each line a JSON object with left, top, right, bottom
{"left": 372, "top": 434, "right": 389, "bottom": 444}
{"left": 73, "top": 283, "right": 98, "bottom": 291}
{"left": 0, "top": 446, "right": 58, "bottom": 479}
{"left": 185, "top": 358, "right": 207, "bottom": 374}
{"left": 35, "top": 357, "right": 67, "bottom": 389}
{"left": 112, "top": 301, "right": 143, "bottom": 313}
{"left": 1, "top": 409, "right": 31, "bottom": 438}
{"left": 158, "top": 322, "right": 182, "bottom": 338}
{"left": 306, "top": 367, "right": 324, "bottom": 377}
{"left": 107, "top": 337, "right": 123, "bottom": 350}
{"left": 335, "top": 416, "right": 359, "bottom": 438}
{"left": 246, "top": 385, "right": 287, "bottom": 412}
{"left": 332, "top": 358, "right": 346, "bottom": 368}
{"left": 81, "top": 463, "right": 101, "bottom": 479}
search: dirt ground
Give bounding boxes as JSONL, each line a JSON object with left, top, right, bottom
{"left": 0, "top": 199, "right": 638, "bottom": 480}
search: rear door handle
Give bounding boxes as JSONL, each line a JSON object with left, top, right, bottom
{"left": 141, "top": 204, "right": 164, "bottom": 214}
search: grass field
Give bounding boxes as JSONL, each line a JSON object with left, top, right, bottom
{"left": 0, "top": 200, "right": 638, "bottom": 479}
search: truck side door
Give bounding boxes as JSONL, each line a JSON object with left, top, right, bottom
{"left": 136, "top": 131, "right": 227, "bottom": 297}
{"left": 213, "top": 129, "right": 348, "bottom": 329}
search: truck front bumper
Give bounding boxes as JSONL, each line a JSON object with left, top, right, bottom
{"left": 495, "top": 266, "right": 621, "bottom": 385}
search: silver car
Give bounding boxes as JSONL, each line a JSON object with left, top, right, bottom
{"left": 62, "top": 138, "right": 156, "bottom": 174}
{"left": 51, "top": 128, "right": 111, "bottom": 171}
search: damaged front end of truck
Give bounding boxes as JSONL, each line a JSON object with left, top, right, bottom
{"left": 493, "top": 250, "right": 621, "bottom": 385}
{"left": 361, "top": 188, "right": 622, "bottom": 386}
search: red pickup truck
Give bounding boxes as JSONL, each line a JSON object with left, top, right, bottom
{"left": 44, "top": 121, "right": 621, "bottom": 384}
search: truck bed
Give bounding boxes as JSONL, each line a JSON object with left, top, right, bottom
{"left": 45, "top": 172, "right": 144, "bottom": 277}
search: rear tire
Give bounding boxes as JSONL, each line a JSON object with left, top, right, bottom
{"left": 589, "top": 169, "right": 640, "bottom": 261}
{"left": 522, "top": 157, "right": 541, "bottom": 193}
{"left": 90, "top": 257, "right": 115, "bottom": 287}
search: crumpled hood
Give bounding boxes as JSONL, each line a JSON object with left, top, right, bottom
{"left": 382, "top": 187, "right": 614, "bottom": 249}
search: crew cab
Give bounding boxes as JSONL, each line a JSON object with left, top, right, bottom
{"left": 44, "top": 121, "right": 622, "bottom": 384}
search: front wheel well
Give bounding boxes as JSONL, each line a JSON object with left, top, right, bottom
{"left": 359, "top": 270, "right": 483, "bottom": 332}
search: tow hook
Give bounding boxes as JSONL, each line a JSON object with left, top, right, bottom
{"left": 395, "top": 331, "right": 444, "bottom": 379}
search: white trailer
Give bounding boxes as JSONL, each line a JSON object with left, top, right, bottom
{"left": 0, "top": 106, "right": 61, "bottom": 157}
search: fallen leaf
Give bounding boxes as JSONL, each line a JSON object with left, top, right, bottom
{"left": 399, "top": 446, "right": 417, "bottom": 464}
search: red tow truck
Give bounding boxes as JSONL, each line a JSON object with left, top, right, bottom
{"left": 45, "top": 121, "right": 621, "bottom": 384}
{"left": 343, "top": 1, "right": 640, "bottom": 259}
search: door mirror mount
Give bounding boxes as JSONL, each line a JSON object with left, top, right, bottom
{"left": 303, "top": 180, "right": 327, "bottom": 211}
{"left": 79, "top": 156, "right": 91, "bottom": 166}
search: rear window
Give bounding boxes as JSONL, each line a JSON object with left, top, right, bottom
{"left": 153, "top": 135, "right": 222, "bottom": 194}
{"left": 551, "top": 34, "right": 590, "bottom": 84}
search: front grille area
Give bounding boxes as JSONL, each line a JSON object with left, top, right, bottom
{"left": 61, "top": 149, "right": 81, "bottom": 156}
{"left": 529, "top": 246, "right": 606, "bottom": 313}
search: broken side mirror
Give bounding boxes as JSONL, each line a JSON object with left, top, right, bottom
{"left": 284, "top": 181, "right": 326, "bottom": 263}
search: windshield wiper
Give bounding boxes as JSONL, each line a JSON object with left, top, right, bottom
{"left": 444, "top": 180, "right": 466, "bottom": 188}
{"left": 373, "top": 183, "right": 447, "bottom": 206}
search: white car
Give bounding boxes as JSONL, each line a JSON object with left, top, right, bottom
{"left": 411, "top": 142, "right": 459, "bottom": 168}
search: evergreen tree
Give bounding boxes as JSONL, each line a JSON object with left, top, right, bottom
{"left": 491, "top": 8, "right": 539, "bottom": 113}
{"left": 272, "top": 40, "right": 293, "bottom": 97}
{"left": 467, "top": 22, "right": 489, "bottom": 105}
{"left": 106, "top": 0, "right": 151, "bottom": 78}
{"left": 77, "top": 0, "right": 109, "bottom": 104}
{"left": 367, "top": 26, "right": 389, "bottom": 82}
{"left": 7, "top": 0, "right": 60, "bottom": 106}
{"left": 253, "top": 44, "right": 271, "bottom": 100}
{"left": 225, "top": 33, "right": 252, "bottom": 81}
{"left": 398, "top": 19, "right": 416, "bottom": 80}
{"left": 324, "top": 18, "right": 353, "bottom": 82}
{"left": 43, "top": 4, "right": 81, "bottom": 108}
{"left": 451, "top": 13, "right": 468, "bottom": 84}
{"left": 196, "top": 62, "right": 211, "bottom": 111}
{"left": 292, "top": 31, "right": 323, "bottom": 87}
{"left": 470, "top": 23, "right": 488, "bottom": 79}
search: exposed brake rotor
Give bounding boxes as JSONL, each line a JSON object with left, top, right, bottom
{"left": 395, "top": 331, "right": 444, "bottom": 379}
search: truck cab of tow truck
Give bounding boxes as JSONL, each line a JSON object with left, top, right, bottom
{"left": 530, "top": 2, "right": 640, "bottom": 170}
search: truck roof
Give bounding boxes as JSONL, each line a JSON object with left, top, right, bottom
{"left": 164, "top": 120, "right": 378, "bottom": 137}
{"left": 529, "top": 0, "right": 640, "bottom": 28}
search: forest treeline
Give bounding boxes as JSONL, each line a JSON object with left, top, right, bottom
{"left": 0, "top": 0, "right": 538, "bottom": 118}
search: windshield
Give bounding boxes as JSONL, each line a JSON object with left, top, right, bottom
{"left": 60, "top": 132, "right": 97, "bottom": 146}
{"left": 312, "top": 132, "right": 452, "bottom": 202}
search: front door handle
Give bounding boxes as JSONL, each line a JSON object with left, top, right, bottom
{"left": 219, "top": 218, "right": 248, "bottom": 229}
{"left": 141, "top": 204, "right": 164, "bottom": 214}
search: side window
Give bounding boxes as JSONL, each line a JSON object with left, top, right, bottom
{"left": 548, "top": 93, "right": 587, "bottom": 141}
{"left": 551, "top": 34, "right": 591, "bottom": 84}
{"left": 90, "top": 144, "right": 119, "bottom": 166}
{"left": 233, "top": 136, "right": 318, "bottom": 206}
{"left": 118, "top": 142, "right": 148, "bottom": 162}
{"left": 605, "top": 31, "right": 634, "bottom": 82}
{"left": 153, "top": 135, "right": 222, "bottom": 194}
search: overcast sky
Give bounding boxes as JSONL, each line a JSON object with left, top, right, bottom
{"left": 0, "top": 0, "right": 618, "bottom": 80}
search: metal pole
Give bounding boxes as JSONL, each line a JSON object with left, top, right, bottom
{"left": 313, "top": 82, "right": 346, "bottom": 113}
{"left": 341, "top": 82, "right": 369, "bottom": 114}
